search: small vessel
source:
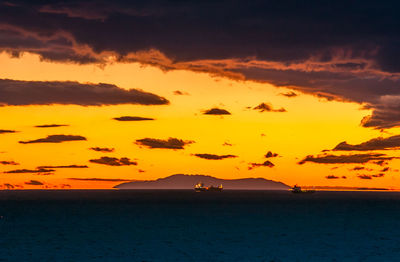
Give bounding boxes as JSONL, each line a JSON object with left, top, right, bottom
{"left": 194, "top": 182, "right": 223, "bottom": 192}
{"left": 291, "top": 184, "right": 315, "bottom": 194}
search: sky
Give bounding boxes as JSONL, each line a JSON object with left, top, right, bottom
{"left": 1, "top": 0, "right": 400, "bottom": 189}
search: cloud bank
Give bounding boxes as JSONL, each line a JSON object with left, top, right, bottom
{"left": 1, "top": 1, "right": 400, "bottom": 128}
{"left": 0, "top": 79, "right": 169, "bottom": 106}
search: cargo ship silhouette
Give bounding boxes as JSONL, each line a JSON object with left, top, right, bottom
{"left": 194, "top": 182, "right": 223, "bottom": 192}
{"left": 291, "top": 184, "right": 315, "bottom": 194}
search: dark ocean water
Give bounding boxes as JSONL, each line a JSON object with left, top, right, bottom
{"left": 1, "top": 190, "right": 400, "bottom": 261}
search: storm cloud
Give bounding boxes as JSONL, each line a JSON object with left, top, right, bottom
{"left": 193, "top": 154, "right": 237, "bottom": 160}
{"left": 2, "top": 1, "right": 400, "bottom": 128}
{"left": 0, "top": 79, "right": 169, "bottom": 106}
{"left": 135, "top": 137, "right": 194, "bottom": 149}
{"left": 89, "top": 157, "right": 137, "bottom": 166}
{"left": 19, "top": 134, "right": 86, "bottom": 144}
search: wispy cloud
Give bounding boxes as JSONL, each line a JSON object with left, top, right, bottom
{"left": 248, "top": 160, "right": 275, "bottom": 170}
{"left": 193, "top": 154, "right": 237, "bottom": 160}
{"left": 68, "top": 178, "right": 134, "bottom": 182}
{"left": 298, "top": 153, "right": 396, "bottom": 165}
{"left": 0, "top": 129, "right": 17, "bottom": 134}
{"left": 34, "top": 124, "right": 69, "bottom": 128}
{"left": 333, "top": 135, "right": 400, "bottom": 151}
{"left": 0, "top": 161, "right": 19, "bottom": 165}
{"left": 89, "top": 147, "right": 115, "bottom": 153}
{"left": 37, "top": 165, "right": 88, "bottom": 169}
{"left": 253, "top": 103, "right": 286, "bottom": 113}
{"left": 19, "top": 135, "right": 87, "bottom": 144}
{"left": 113, "top": 116, "right": 154, "bottom": 121}
{"left": 4, "top": 168, "right": 55, "bottom": 174}
{"left": 89, "top": 157, "right": 137, "bottom": 166}
{"left": 135, "top": 137, "right": 194, "bottom": 149}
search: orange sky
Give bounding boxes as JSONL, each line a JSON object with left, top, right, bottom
{"left": 1, "top": 51, "right": 399, "bottom": 189}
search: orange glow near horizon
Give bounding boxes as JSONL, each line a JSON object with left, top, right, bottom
{"left": 1, "top": 52, "right": 399, "bottom": 189}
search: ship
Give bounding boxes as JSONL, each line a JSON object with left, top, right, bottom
{"left": 194, "top": 182, "right": 223, "bottom": 192}
{"left": 291, "top": 184, "right": 315, "bottom": 194}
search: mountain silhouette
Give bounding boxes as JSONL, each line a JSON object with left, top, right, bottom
{"left": 114, "top": 174, "right": 290, "bottom": 190}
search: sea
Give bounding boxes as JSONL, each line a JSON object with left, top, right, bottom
{"left": 1, "top": 190, "right": 400, "bottom": 261}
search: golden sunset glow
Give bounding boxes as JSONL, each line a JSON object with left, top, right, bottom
{"left": 1, "top": 51, "right": 398, "bottom": 189}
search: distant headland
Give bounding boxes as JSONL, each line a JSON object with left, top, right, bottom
{"left": 114, "top": 174, "right": 290, "bottom": 190}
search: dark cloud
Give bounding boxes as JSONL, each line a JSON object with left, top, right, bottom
{"left": 34, "top": 124, "right": 69, "bottom": 128}
{"left": 381, "top": 167, "right": 390, "bottom": 172}
{"left": 333, "top": 135, "right": 400, "bottom": 151}
{"left": 25, "top": 180, "right": 43, "bottom": 185}
{"left": 372, "top": 173, "right": 385, "bottom": 178}
{"left": 173, "top": 90, "right": 190, "bottom": 95}
{"left": 253, "top": 103, "right": 286, "bottom": 113}
{"left": 222, "top": 142, "right": 233, "bottom": 146}
{"left": 0, "top": 129, "right": 17, "bottom": 134}
{"left": 0, "top": 79, "right": 169, "bottom": 106}
{"left": 89, "top": 156, "right": 137, "bottom": 166}
{"left": 350, "top": 166, "right": 368, "bottom": 171}
{"left": 37, "top": 165, "right": 88, "bottom": 169}
{"left": 0, "top": 161, "right": 18, "bottom": 165}
{"left": 326, "top": 175, "right": 339, "bottom": 179}
{"left": 113, "top": 116, "right": 154, "bottom": 121}
{"left": 203, "top": 108, "right": 231, "bottom": 115}
{"left": 2, "top": 1, "right": 400, "bottom": 128}
{"left": 265, "top": 151, "right": 279, "bottom": 158}
{"left": 193, "top": 154, "right": 237, "bottom": 160}
{"left": 135, "top": 137, "right": 194, "bottom": 149}
{"left": 298, "top": 153, "right": 396, "bottom": 165}
{"left": 3, "top": 183, "right": 14, "bottom": 189}
{"left": 372, "top": 160, "right": 389, "bottom": 166}
{"left": 4, "top": 168, "right": 55, "bottom": 174}
{"left": 358, "top": 174, "right": 372, "bottom": 180}
{"left": 342, "top": 176, "right": 347, "bottom": 179}
{"left": 248, "top": 160, "right": 275, "bottom": 170}
{"left": 19, "top": 134, "right": 86, "bottom": 144}
{"left": 68, "top": 178, "right": 134, "bottom": 182}
{"left": 281, "top": 91, "right": 298, "bottom": 98}
{"left": 89, "top": 147, "right": 114, "bottom": 152}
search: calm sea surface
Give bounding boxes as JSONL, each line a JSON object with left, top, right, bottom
{"left": 1, "top": 190, "right": 400, "bottom": 261}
